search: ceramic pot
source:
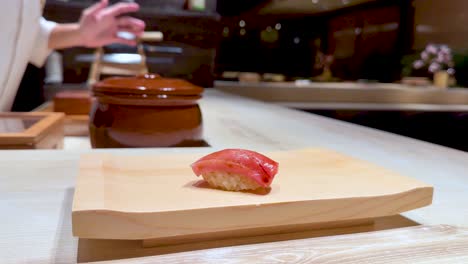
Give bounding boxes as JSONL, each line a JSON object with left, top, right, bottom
{"left": 89, "top": 74, "right": 204, "bottom": 148}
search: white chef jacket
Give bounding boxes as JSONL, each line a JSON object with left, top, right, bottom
{"left": 0, "top": 1, "right": 56, "bottom": 111}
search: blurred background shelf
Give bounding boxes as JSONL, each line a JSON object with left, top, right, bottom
{"left": 216, "top": 81, "right": 468, "bottom": 152}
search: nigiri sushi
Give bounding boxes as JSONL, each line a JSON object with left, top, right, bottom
{"left": 190, "top": 149, "right": 279, "bottom": 191}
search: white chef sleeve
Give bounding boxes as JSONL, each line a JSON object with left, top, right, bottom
{"left": 29, "top": 17, "right": 57, "bottom": 67}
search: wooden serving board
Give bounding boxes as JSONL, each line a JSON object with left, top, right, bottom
{"left": 72, "top": 148, "right": 433, "bottom": 244}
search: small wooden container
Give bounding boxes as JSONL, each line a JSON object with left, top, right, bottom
{"left": 53, "top": 90, "right": 92, "bottom": 115}
{"left": 0, "top": 112, "right": 65, "bottom": 149}
{"left": 90, "top": 74, "right": 205, "bottom": 148}
{"left": 52, "top": 90, "right": 92, "bottom": 136}
{"left": 35, "top": 99, "right": 90, "bottom": 137}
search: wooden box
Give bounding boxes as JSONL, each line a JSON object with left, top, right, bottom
{"left": 0, "top": 112, "right": 65, "bottom": 149}
{"left": 53, "top": 90, "right": 92, "bottom": 115}
{"left": 34, "top": 91, "right": 91, "bottom": 137}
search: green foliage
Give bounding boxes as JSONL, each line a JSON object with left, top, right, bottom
{"left": 401, "top": 52, "right": 422, "bottom": 77}
{"left": 452, "top": 50, "right": 468, "bottom": 87}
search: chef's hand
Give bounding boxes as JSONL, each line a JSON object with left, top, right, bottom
{"left": 79, "top": 0, "right": 145, "bottom": 47}
{"left": 47, "top": 0, "right": 145, "bottom": 50}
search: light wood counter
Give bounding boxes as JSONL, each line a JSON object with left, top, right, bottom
{"left": 215, "top": 81, "right": 468, "bottom": 111}
{"left": 2, "top": 89, "right": 468, "bottom": 263}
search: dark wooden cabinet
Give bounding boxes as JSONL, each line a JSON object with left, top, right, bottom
{"left": 327, "top": 5, "right": 401, "bottom": 81}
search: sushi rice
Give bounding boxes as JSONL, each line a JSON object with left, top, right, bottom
{"left": 202, "top": 172, "right": 262, "bottom": 191}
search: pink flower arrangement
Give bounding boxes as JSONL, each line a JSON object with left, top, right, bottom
{"left": 413, "top": 44, "right": 455, "bottom": 74}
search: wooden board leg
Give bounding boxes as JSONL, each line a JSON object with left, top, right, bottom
{"left": 142, "top": 218, "right": 375, "bottom": 248}
{"left": 77, "top": 215, "right": 419, "bottom": 263}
